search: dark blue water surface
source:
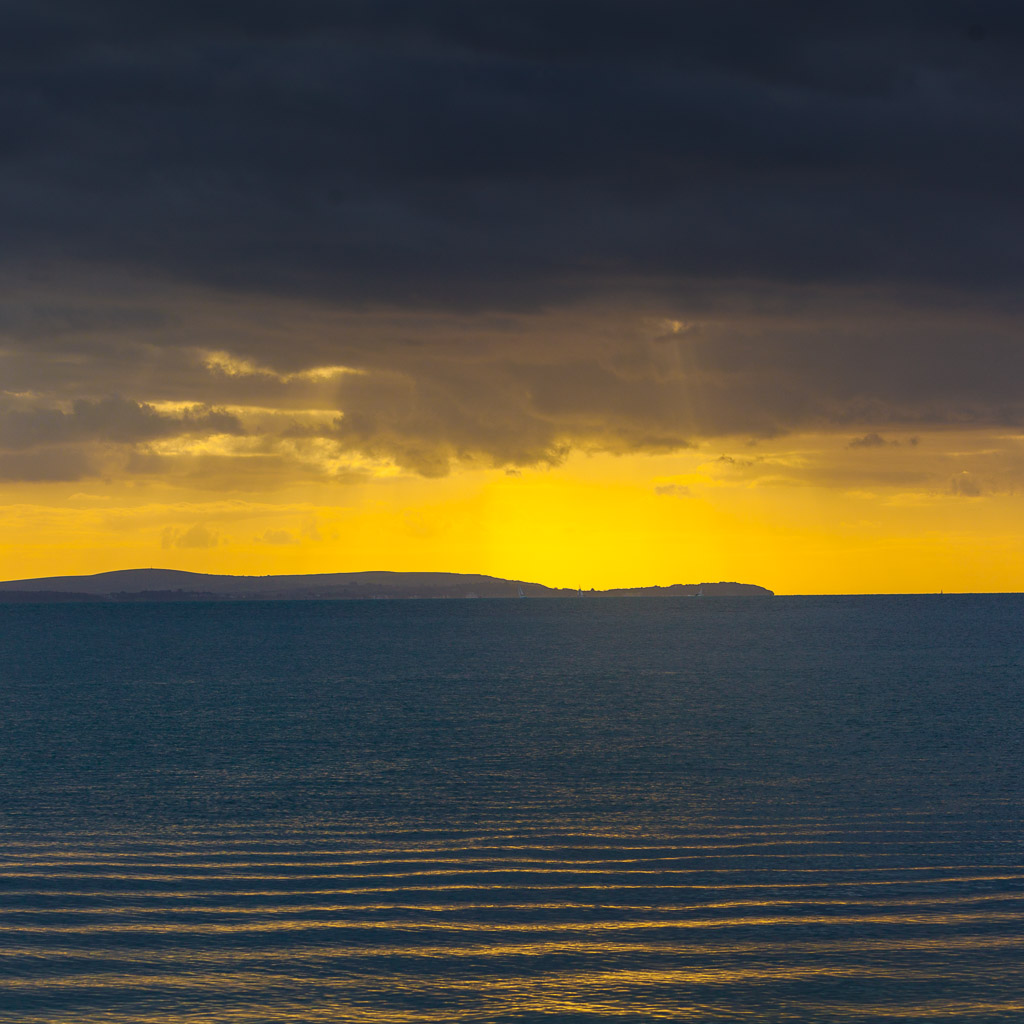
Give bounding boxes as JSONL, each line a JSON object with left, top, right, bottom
{"left": 1, "top": 595, "right": 1022, "bottom": 1022}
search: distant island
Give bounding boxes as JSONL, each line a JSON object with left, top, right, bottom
{"left": 0, "top": 569, "right": 773, "bottom": 602}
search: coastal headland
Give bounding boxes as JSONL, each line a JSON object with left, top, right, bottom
{"left": 0, "top": 569, "right": 773, "bottom": 602}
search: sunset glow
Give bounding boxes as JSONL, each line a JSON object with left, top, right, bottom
{"left": 2, "top": 432, "right": 1022, "bottom": 593}
{"left": 1, "top": 5, "right": 1022, "bottom": 595}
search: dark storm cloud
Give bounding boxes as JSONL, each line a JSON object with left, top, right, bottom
{"left": 3, "top": 1, "right": 1024, "bottom": 477}
{"left": 0, "top": 395, "right": 242, "bottom": 450}
{"left": 3, "top": 0, "right": 1024, "bottom": 302}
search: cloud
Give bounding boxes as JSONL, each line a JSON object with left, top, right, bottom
{"left": 1, "top": 3, "right": 1024, "bottom": 482}
{"left": 0, "top": 393, "right": 248, "bottom": 482}
{"left": 655, "top": 483, "right": 692, "bottom": 498}
{"left": 3, "top": 2, "right": 1024, "bottom": 306}
{"left": 4, "top": 296, "right": 1024, "bottom": 483}
{"left": 950, "top": 471, "right": 983, "bottom": 497}
{"left": 0, "top": 396, "right": 243, "bottom": 451}
{"left": 161, "top": 523, "right": 222, "bottom": 549}
{"left": 849, "top": 433, "right": 893, "bottom": 448}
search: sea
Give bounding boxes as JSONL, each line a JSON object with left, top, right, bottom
{"left": 0, "top": 595, "right": 1022, "bottom": 1023}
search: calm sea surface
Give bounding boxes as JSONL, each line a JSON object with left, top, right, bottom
{"left": 1, "top": 595, "right": 1022, "bottom": 1022}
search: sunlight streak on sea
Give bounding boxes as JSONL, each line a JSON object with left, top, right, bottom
{"left": 2, "top": 818, "right": 1024, "bottom": 1023}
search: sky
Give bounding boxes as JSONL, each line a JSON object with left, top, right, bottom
{"left": 2, "top": 0, "right": 1024, "bottom": 593}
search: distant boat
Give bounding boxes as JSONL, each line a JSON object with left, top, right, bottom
{"left": 696, "top": 586, "right": 703, "bottom": 597}
{"left": 517, "top": 585, "right": 526, "bottom": 598}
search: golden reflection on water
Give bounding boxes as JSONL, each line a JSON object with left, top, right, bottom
{"left": 0, "top": 836, "right": 989, "bottom": 860}
{"left": 2, "top": 828, "right": 1023, "bottom": 1023}
{"left": 0, "top": 962, "right": 971, "bottom": 992}
{"left": 6, "top": 932, "right": 1024, "bottom": 966}
{"left": 6, "top": 907, "right": 1024, "bottom": 937}
{"left": 3, "top": 969, "right": 1024, "bottom": 1024}
{"left": 5, "top": 890, "right": 1024, "bottom": 916}
{"left": 3, "top": 871, "right": 1022, "bottom": 890}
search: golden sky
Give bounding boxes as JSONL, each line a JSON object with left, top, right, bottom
{"left": 2, "top": 8, "right": 1023, "bottom": 593}
{"left": 2, "top": 414, "right": 1022, "bottom": 593}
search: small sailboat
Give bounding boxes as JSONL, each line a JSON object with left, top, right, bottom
{"left": 517, "top": 585, "right": 526, "bottom": 598}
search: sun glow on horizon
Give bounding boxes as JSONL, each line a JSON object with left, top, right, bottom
{"left": 2, "top": 434, "right": 1022, "bottom": 595}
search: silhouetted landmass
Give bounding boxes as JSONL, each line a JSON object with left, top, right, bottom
{"left": 599, "top": 583, "right": 773, "bottom": 597}
{"left": 0, "top": 569, "right": 773, "bottom": 602}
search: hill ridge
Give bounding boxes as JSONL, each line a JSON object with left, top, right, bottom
{"left": 0, "top": 569, "right": 772, "bottom": 600}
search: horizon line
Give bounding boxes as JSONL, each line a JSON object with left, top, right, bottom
{"left": 0, "top": 565, "right": 1020, "bottom": 597}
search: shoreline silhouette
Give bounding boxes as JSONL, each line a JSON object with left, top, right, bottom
{"left": 0, "top": 568, "right": 773, "bottom": 602}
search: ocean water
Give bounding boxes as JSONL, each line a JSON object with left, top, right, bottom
{"left": 0, "top": 595, "right": 1022, "bottom": 1023}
